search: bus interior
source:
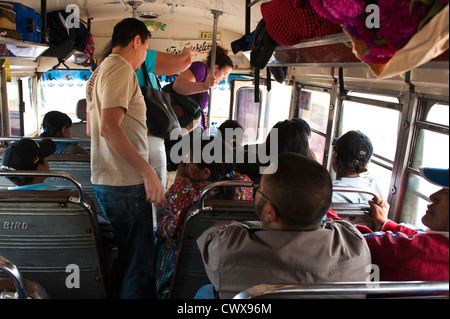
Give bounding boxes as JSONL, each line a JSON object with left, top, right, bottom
{"left": 0, "top": 0, "right": 449, "bottom": 300}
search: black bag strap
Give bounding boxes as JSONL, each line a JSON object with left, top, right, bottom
{"left": 141, "top": 61, "right": 162, "bottom": 90}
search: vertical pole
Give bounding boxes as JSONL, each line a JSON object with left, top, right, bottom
{"left": 207, "top": 10, "right": 223, "bottom": 129}
{"left": 41, "top": 0, "right": 47, "bottom": 44}
{"left": 18, "top": 80, "right": 25, "bottom": 137}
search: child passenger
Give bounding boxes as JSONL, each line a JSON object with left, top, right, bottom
{"left": 155, "top": 137, "right": 253, "bottom": 298}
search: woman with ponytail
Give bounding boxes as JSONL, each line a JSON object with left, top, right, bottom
{"left": 172, "top": 46, "right": 234, "bottom": 131}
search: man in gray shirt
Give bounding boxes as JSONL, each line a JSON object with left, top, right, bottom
{"left": 197, "top": 153, "right": 371, "bottom": 299}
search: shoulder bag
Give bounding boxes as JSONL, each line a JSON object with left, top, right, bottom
{"left": 162, "top": 82, "right": 203, "bottom": 134}
{"left": 140, "top": 61, "right": 181, "bottom": 139}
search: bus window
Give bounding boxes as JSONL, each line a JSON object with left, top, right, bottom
{"left": 266, "top": 82, "right": 292, "bottom": 132}
{"left": 235, "top": 87, "right": 262, "bottom": 143}
{"left": 298, "top": 88, "right": 331, "bottom": 164}
{"left": 401, "top": 100, "right": 449, "bottom": 228}
{"left": 210, "top": 80, "right": 232, "bottom": 128}
{"left": 39, "top": 70, "right": 92, "bottom": 125}
{"left": 338, "top": 92, "right": 401, "bottom": 198}
{"left": 7, "top": 77, "right": 37, "bottom": 137}
{"left": 425, "top": 103, "right": 449, "bottom": 126}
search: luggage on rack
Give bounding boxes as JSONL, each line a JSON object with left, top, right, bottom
{"left": 7, "top": 2, "right": 42, "bottom": 43}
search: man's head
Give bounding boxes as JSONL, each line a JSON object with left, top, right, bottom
{"left": 111, "top": 18, "right": 151, "bottom": 70}
{"left": 420, "top": 167, "right": 449, "bottom": 232}
{"left": 255, "top": 152, "right": 332, "bottom": 230}
{"left": 333, "top": 130, "right": 373, "bottom": 176}
{"left": 111, "top": 18, "right": 151, "bottom": 49}
{"left": 2, "top": 138, "right": 56, "bottom": 186}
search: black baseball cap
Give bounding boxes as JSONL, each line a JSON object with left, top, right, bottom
{"left": 333, "top": 130, "right": 373, "bottom": 167}
{"left": 2, "top": 138, "right": 56, "bottom": 171}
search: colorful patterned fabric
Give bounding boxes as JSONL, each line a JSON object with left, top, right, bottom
{"left": 155, "top": 173, "right": 253, "bottom": 298}
{"left": 261, "top": 0, "right": 342, "bottom": 47}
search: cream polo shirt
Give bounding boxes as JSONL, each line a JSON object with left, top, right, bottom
{"left": 86, "top": 54, "right": 148, "bottom": 186}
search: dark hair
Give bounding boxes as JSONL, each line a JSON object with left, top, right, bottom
{"left": 265, "top": 119, "right": 313, "bottom": 158}
{"left": 192, "top": 137, "right": 235, "bottom": 182}
{"left": 206, "top": 46, "right": 233, "bottom": 70}
{"left": 292, "top": 118, "right": 311, "bottom": 137}
{"left": 334, "top": 156, "right": 368, "bottom": 174}
{"left": 111, "top": 18, "right": 151, "bottom": 48}
{"left": 40, "top": 111, "right": 72, "bottom": 137}
{"left": 333, "top": 130, "right": 373, "bottom": 175}
{"left": 264, "top": 153, "right": 332, "bottom": 229}
{"left": 218, "top": 120, "right": 244, "bottom": 148}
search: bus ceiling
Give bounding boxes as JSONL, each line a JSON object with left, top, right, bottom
{"left": 0, "top": 0, "right": 448, "bottom": 89}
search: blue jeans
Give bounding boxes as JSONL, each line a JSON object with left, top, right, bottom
{"left": 93, "top": 184, "right": 156, "bottom": 299}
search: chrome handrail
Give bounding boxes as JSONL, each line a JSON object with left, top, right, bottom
{"left": 332, "top": 188, "right": 381, "bottom": 205}
{"left": 234, "top": 281, "right": 450, "bottom": 299}
{"left": 0, "top": 256, "right": 29, "bottom": 299}
{"left": 198, "top": 180, "right": 254, "bottom": 210}
{"left": 0, "top": 171, "right": 85, "bottom": 203}
{"left": 0, "top": 137, "right": 90, "bottom": 144}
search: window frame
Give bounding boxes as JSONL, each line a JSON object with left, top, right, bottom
{"left": 295, "top": 83, "right": 334, "bottom": 165}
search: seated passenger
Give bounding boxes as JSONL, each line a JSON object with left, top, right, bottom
{"left": 332, "top": 130, "right": 384, "bottom": 203}
{"left": 1, "top": 138, "right": 57, "bottom": 190}
{"left": 155, "top": 137, "right": 253, "bottom": 299}
{"left": 196, "top": 153, "right": 371, "bottom": 299}
{"left": 237, "top": 119, "right": 316, "bottom": 182}
{"left": 363, "top": 167, "right": 449, "bottom": 282}
{"left": 40, "top": 111, "right": 89, "bottom": 155}
{"left": 218, "top": 119, "right": 244, "bottom": 150}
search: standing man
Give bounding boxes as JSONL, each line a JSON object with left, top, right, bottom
{"left": 136, "top": 48, "right": 196, "bottom": 228}
{"left": 86, "top": 18, "right": 164, "bottom": 299}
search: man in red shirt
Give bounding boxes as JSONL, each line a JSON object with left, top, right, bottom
{"left": 365, "top": 167, "right": 449, "bottom": 281}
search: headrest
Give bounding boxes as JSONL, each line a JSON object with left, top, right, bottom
{"left": 76, "top": 99, "right": 87, "bottom": 121}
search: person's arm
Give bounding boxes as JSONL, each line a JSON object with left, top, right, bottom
{"left": 368, "top": 196, "right": 390, "bottom": 228}
{"left": 368, "top": 196, "right": 421, "bottom": 236}
{"left": 153, "top": 48, "right": 195, "bottom": 75}
{"left": 100, "top": 106, "right": 164, "bottom": 206}
{"left": 86, "top": 111, "right": 91, "bottom": 137}
{"left": 173, "top": 68, "right": 215, "bottom": 95}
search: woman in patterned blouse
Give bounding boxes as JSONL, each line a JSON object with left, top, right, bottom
{"left": 155, "top": 137, "right": 253, "bottom": 298}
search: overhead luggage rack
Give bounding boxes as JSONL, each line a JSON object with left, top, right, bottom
{"left": 264, "top": 33, "right": 449, "bottom": 68}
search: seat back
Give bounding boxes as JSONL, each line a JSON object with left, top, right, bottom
{"left": 0, "top": 146, "right": 99, "bottom": 213}
{"left": 331, "top": 188, "right": 380, "bottom": 230}
{"left": 169, "top": 181, "right": 257, "bottom": 299}
{"left": 233, "top": 281, "right": 450, "bottom": 299}
{"left": 71, "top": 99, "right": 88, "bottom": 139}
{"left": 46, "top": 153, "right": 100, "bottom": 212}
{"left": 0, "top": 171, "right": 112, "bottom": 299}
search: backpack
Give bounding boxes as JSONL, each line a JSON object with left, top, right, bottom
{"left": 45, "top": 10, "right": 94, "bottom": 66}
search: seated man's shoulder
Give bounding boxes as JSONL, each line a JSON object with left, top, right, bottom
{"left": 323, "top": 219, "right": 366, "bottom": 241}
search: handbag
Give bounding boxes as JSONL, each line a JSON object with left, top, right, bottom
{"left": 162, "top": 82, "right": 203, "bottom": 134}
{"left": 140, "top": 61, "right": 181, "bottom": 139}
